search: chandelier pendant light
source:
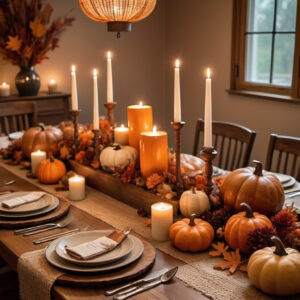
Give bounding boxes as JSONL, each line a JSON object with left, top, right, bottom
{"left": 79, "top": 0, "right": 157, "bottom": 36}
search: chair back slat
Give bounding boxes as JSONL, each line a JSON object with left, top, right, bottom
{"left": 0, "top": 102, "right": 37, "bottom": 135}
{"left": 193, "top": 118, "right": 256, "bottom": 170}
{"left": 265, "top": 134, "right": 300, "bottom": 181}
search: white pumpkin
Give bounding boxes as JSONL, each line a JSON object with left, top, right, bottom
{"left": 248, "top": 236, "right": 300, "bottom": 296}
{"left": 100, "top": 144, "right": 137, "bottom": 172}
{"left": 179, "top": 187, "right": 210, "bottom": 217}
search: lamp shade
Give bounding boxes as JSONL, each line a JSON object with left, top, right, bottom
{"left": 79, "top": 0, "right": 157, "bottom": 32}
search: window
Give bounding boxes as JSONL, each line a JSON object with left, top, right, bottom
{"left": 231, "top": 0, "right": 300, "bottom": 99}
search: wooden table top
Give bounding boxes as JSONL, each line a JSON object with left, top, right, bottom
{"left": 0, "top": 166, "right": 208, "bottom": 300}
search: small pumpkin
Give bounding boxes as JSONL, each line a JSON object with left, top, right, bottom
{"left": 169, "top": 214, "right": 214, "bottom": 252}
{"left": 220, "top": 160, "right": 284, "bottom": 216}
{"left": 169, "top": 153, "right": 204, "bottom": 174}
{"left": 21, "top": 124, "right": 63, "bottom": 157}
{"left": 100, "top": 144, "right": 137, "bottom": 172}
{"left": 179, "top": 187, "right": 210, "bottom": 217}
{"left": 224, "top": 202, "right": 272, "bottom": 253}
{"left": 58, "top": 121, "right": 87, "bottom": 140}
{"left": 248, "top": 236, "right": 300, "bottom": 296}
{"left": 36, "top": 157, "right": 66, "bottom": 184}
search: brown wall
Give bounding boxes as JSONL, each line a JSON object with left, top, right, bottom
{"left": 0, "top": 0, "right": 299, "bottom": 165}
{"left": 0, "top": 0, "right": 166, "bottom": 128}
{"left": 165, "top": 0, "right": 300, "bottom": 164}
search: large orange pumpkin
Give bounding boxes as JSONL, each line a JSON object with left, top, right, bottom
{"left": 36, "top": 157, "right": 66, "bottom": 184}
{"left": 21, "top": 124, "right": 63, "bottom": 157}
{"left": 169, "top": 214, "right": 214, "bottom": 252}
{"left": 224, "top": 203, "right": 273, "bottom": 253}
{"left": 220, "top": 160, "right": 284, "bottom": 216}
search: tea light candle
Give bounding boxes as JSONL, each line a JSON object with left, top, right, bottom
{"left": 127, "top": 101, "right": 153, "bottom": 149}
{"left": 140, "top": 126, "right": 168, "bottom": 178}
{"left": 68, "top": 175, "right": 85, "bottom": 201}
{"left": 31, "top": 150, "right": 46, "bottom": 175}
{"left": 151, "top": 202, "right": 173, "bottom": 241}
{"left": 48, "top": 79, "right": 58, "bottom": 94}
{"left": 0, "top": 82, "right": 10, "bottom": 97}
{"left": 114, "top": 124, "right": 129, "bottom": 145}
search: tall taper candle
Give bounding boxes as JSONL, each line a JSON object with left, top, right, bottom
{"left": 107, "top": 51, "right": 113, "bottom": 103}
{"left": 71, "top": 65, "right": 78, "bottom": 110}
{"left": 204, "top": 68, "right": 212, "bottom": 147}
{"left": 93, "top": 69, "right": 99, "bottom": 130}
{"left": 174, "top": 59, "right": 181, "bottom": 122}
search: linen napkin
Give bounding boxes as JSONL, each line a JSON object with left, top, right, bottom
{"left": 65, "top": 230, "right": 127, "bottom": 260}
{"left": 2, "top": 191, "right": 46, "bottom": 209}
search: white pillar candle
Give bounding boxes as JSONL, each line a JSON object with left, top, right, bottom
{"left": 174, "top": 59, "right": 181, "bottom": 122}
{"left": 48, "top": 79, "right": 58, "bottom": 94}
{"left": 0, "top": 82, "right": 10, "bottom": 97}
{"left": 93, "top": 69, "right": 99, "bottom": 130}
{"left": 151, "top": 202, "right": 173, "bottom": 242}
{"left": 107, "top": 51, "right": 113, "bottom": 103}
{"left": 71, "top": 65, "right": 78, "bottom": 110}
{"left": 204, "top": 68, "right": 212, "bottom": 147}
{"left": 114, "top": 124, "right": 129, "bottom": 145}
{"left": 31, "top": 150, "right": 46, "bottom": 175}
{"left": 68, "top": 175, "right": 85, "bottom": 201}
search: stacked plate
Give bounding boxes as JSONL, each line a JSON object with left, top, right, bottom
{"left": 0, "top": 191, "right": 60, "bottom": 219}
{"left": 45, "top": 230, "right": 144, "bottom": 273}
{"left": 273, "top": 173, "right": 297, "bottom": 190}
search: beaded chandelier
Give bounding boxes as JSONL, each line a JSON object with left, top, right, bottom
{"left": 79, "top": 0, "right": 157, "bottom": 34}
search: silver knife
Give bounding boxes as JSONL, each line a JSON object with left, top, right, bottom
{"left": 105, "top": 268, "right": 168, "bottom": 296}
{"left": 33, "top": 228, "right": 80, "bottom": 245}
{"left": 286, "top": 192, "right": 300, "bottom": 198}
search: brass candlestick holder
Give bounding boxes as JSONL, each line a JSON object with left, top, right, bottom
{"left": 92, "top": 129, "right": 101, "bottom": 163}
{"left": 104, "top": 102, "right": 117, "bottom": 126}
{"left": 70, "top": 109, "right": 81, "bottom": 154}
{"left": 171, "top": 121, "right": 186, "bottom": 185}
{"left": 199, "top": 146, "right": 217, "bottom": 197}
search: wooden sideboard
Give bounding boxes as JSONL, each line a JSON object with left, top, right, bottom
{"left": 0, "top": 92, "right": 70, "bottom": 125}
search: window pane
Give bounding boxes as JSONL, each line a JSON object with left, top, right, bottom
{"left": 276, "top": 0, "right": 297, "bottom": 31}
{"left": 272, "top": 34, "right": 295, "bottom": 86}
{"left": 245, "top": 34, "right": 272, "bottom": 83}
{"left": 247, "top": 0, "right": 275, "bottom": 32}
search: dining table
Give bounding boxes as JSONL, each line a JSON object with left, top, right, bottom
{"left": 0, "top": 154, "right": 299, "bottom": 300}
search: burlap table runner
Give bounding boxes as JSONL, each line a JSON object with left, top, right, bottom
{"left": 18, "top": 249, "right": 64, "bottom": 300}
{"left": 2, "top": 162, "right": 299, "bottom": 300}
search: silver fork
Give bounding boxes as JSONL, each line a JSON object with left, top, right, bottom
{"left": 23, "top": 218, "right": 72, "bottom": 236}
{"left": 0, "top": 180, "right": 16, "bottom": 186}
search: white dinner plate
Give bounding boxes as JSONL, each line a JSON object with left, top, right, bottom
{"left": 46, "top": 234, "right": 144, "bottom": 273}
{"left": 0, "top": 191, "right": 52, "bottom": 214}
{"left": 0, "top": 194, "right": 59, "bottom": 219}
{"left": 8, "top": 131, "right": 24, "bottom": 140}
{"left": 55, "top": 230, "right": 134, "bottom": 266}
{"left": 282, "top": 177, "right": 296, "bottom": 189}
{"left": 273, "top": 173, "right": 292, "bottom": 184}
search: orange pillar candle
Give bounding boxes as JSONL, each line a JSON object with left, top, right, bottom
{"left": 140, "top": 126, "right": 168, "bottom": 178}
{"left": 127, "top": 101, "right": 153, "bottom": 149}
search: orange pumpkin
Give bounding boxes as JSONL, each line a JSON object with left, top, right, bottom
{"left": 59, "top": 121, "right": 87, "bottom": 140}
{"left": 21, "top": 124, "right": 63, "bottom": 157}
{"left": 169, "top": 214, "right": 214, "bottom": 252}
{"left": 169, "top": 153, "right": 204, "bottom": 174}
{"left": 36, "top": 157, "right": 66, "bottom": 184}
{"left": 224, "top": 203, "right": 273, "bottom": 253}
{"left": 220, "top": 160, "right": 284, "bottom": 216}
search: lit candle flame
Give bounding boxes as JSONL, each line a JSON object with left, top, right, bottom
{"left": 139, "top": 101, "right": 143, "bottom": 106}
{"left": 175, "top": 59, "right": 180, "bottom": 68}
{"left": 2, "top": 82, "right": 6, "bottom": 87}
{"left": 93, "top": 69, "right": 98, "bottom": 77}
{"left": 71, "top": 65, "right": 76, "bottom": 72}
{"left": 206, "top": 68, "right": 211, "bottom": 78}
{"left": 49, "top": 79, "right": 56, "bottom": 84}
{"left": 121, "top": 124, "right": 124, "bottom": 129}
{"left": 153, "top": 125, "right": 157, "bottom": 134}
{"left": 107, "top": 51, "right": 111, "bottom": 59}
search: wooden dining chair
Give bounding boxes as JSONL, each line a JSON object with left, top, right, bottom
{"left": 265, "top": 134, "right": 300, "bottom": 181}
{"left": 193, "top": 118, "right": 256, "bottom": 170}
{"left": 0, "top": 101, "right": 37, "bottom": 135}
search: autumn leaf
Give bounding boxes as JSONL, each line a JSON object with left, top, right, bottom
{"left": 23, "top": 46, "right": 33, "bottom": 60}
{"left": 41, "top": 3, "right": 53, "bottom": 23}
{"left": 60, "top": 146, "right": 71, "bottom": 159}
{"left": 6, "top": 35, "right": 22, "bottom": 52}
{"left": 142, "top": 219, "right": 152, "bottom": 227}
{"left": 75, "top": 151, "right": 86, "bottom": 164}
{"left": 30, "top": 17, "right": 46, "bottom": 38}
{"left": 240, "top": 264, "right": 248, "bottom": 273}
{"left": 209, "top": 242, "right": 229, "bottom": 257}
{"left": 214, "top": 249, "right": 241, "bottom": 275}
